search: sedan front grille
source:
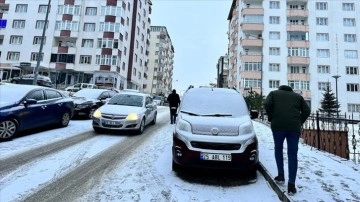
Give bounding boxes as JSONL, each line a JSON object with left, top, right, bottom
{"left": 102, "top": 113, "right": 126, "bottom": 120}
{"left": 190, "top": 141, "right": 241, "bottom": 150}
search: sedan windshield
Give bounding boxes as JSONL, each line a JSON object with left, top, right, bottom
{"left": 0, "top": 86, "right": 27, "bottom": 104}
{"left": 108, "top": 94, "right": 144, "bottom": 107}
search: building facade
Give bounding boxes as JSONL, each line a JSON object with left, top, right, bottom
{"left": 216, "top": 54, "right": 229, "bottom": 88}
{"left": 144, "top": 25, "right": 174, "bottom": 96}
{"left": 0, "top": 0, "right": 152, "bottom": 90}
{"left": 227, "top": 0, "right": 360, "bottom": 116}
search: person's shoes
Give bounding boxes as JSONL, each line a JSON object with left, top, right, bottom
{"left": 288, "top": 183, "right": 297, "bottom": 195}
{"left": 170, "top": 122, "right": 173, "bottom": 124}
{"left": 274, "top": 174, "right": 285, "bottom": 184}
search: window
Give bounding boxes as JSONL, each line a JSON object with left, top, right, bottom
{"left": 45, "top": 90, "right": 63, "bottom": 100}
{"left": 318, "top": 82, "right": 330, "bottom": 91}
{"left": 58, "top": 5, "right": 81, "bottom": 15}
{"left": 12, "top": 20, "right": 25, "bottom": 29}
{"left": 125, "top": 32, "right": 128, "bottom": 40}
{"left": 79, "top": 55, "right": 92, "bottom": 64}
{"left": 30, "top": 52, "right": 43, "bottom": 61}
{"left": 346, "top": 66, "right": 358, "bottom": 75}
{"left": 345, "top": 50, "right": 358, "bottom": 59}
{"left": 33, "top": 36, "right": 46, "bottom": 45}
{"left": 244, "top": 62, "right": 262, "bottom": 71}
{"left": 346, "top": 83, "right": 359, "bottom": 92}
{"left": 133, "top": 68, "right": 137, "bottom": 76}
{"left": 288, "top": 47, "right": 309, "bottom": 57}
{"left": 127, "top": 17, "right": 130, "bottom": 26}
{"left": 317, "top": 65, "right": 330, "bottom": 73}
{"left": 269, "top": 80, "right": 280, "bottom": 88}
{"left": 83, "top": 23, "right": 95, "bottom": 31}
{"left": 242, "top": 78, "right": 261, "bottom": 88}
{"left": 135, "top": 54, "right": 138, "bottom": 62}
{"left": 316, "top": 17, "right": 328, "bottom": 25}
{"left": 343, "top": 3, "right": 355, "bottom": 11}
{"left": 55, "top": 21, "right": 79, "bottom": 31}
{"left": 35, "top": 20, "right": 48, "bottom": 29}
{"left": 122, "top": 62, "right": 126, "bottom": 70}
{"left": 82, "top": 39, "right": 94, "bottom": 48}
{"left": 269, "top": 63, "right": 280, "bottom": 72}
{"left": 9, "top": 36, "right": 23, "bottom": 44}
{"left": 269, "top": 47, "right": 280, "bottom": 55}
{"left": 344, "top": 34, "right": 356, "bottom": 42}
{"left": 289, "top": 66, "right": 307, "bottom": 74}
{"left": 38, "top": 5, "right": 49, "bottom": 13}
{"left": 348, "top": 104, "right": 360, "bottom": 113}
{"left": 316, "top": 33, "right": 329, "bottom": 41}
{"left": 343, "top": 18, "right": 356, "bottom": 26}
{"left": 50, "top": 54, "right": 75, "bottom": 63}
{"left": 85, "top": 7, "right": 97, "bottom": 15}
{"left": 317, "top": 49, "right": 330, "bottom": 58}
{"left": 27, "top": 90, "right": 44, "bottom": 101}
{"left": 288, "top": 80, "right": 310, "bottom": 90}
{"left": 138, "top": 13, "right": 141, "bottom": 22}
{"left": 136, "top": 40, "right": 139, "bottom": 48}
{"left": 316, "top": 2, "right": 327, "bottom": 10}
{"left": 269, "top": 16, "right": 280, "bottom": 24}
{"left": 269, "top": 1, "right": 280, "bottom": 9}
{"left": 15, "top": 4, "right": 27, "bottom": 13}
{"left": 99, "top": 22, "right": 120, "bottom": 32}
{"left": 100, "top": 6, "right": 122, "bottom": 16}
{"left": 269, "top": 32, "right": 280, "bottom": 40}
{"left": 95, "top": 55, "right": 118, "bottom": 66}
{"left": 7, "top": 52, "right": 20, "bottom": 61}
{"left": 97, "top": 38, "right": 118, "bottom": 49}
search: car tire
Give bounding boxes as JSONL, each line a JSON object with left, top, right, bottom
{"left": 137, "top": 119, "right": 145, "bottom": 134}
{"left": 58, "top": 111, "right": 71, "bottom": 127}
{"left": 11, "top": 80, "right": 18, "bottom": 84}
{"left": 150, "top": 113, "right": 157, "bottom": 125}
{"left": 0, "top": 119, "right": 19, "bottom": 141}
{"left": 88, "top": 108, "right": 97, "bottom": 119}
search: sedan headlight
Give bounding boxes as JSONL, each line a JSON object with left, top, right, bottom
{"left": 93, "top": 109, "right": 102, "bottom": 118}
{"left": 126, "top": 113, "right": 139, "bottom": 121}
{"left": 239, "top": 122, "right": 255, "bottom": 135}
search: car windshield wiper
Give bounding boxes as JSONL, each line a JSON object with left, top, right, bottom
{"left": 201, "top": 113, "right": 232, "bottom": 117}
{"left": 180, "top": 110, "right": 200, "bottom": 116}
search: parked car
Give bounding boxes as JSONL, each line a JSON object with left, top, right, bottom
{"left": 153, "top": 95, "right": 164, "bottom": 106}
{"left": 65, "top": 83, "right": 98, "bottom": 92}
{"left": 71, "top": 88, "right": 119, "bottom": 119}
{"left": 10, "top": 74, "right": 52, "bottom": 87}
{"left": 172, "top": 87, "right": 259, "bottom": 176}
{"left": 0, "top": 83, "right": 74, "bottom": 141}
{"left": 92, "top": 91, "right": 157, "bottom": 134}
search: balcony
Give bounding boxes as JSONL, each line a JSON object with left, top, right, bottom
{"left": 287, "top": 56, "right": 310, "bottom": 65}
{"left": 287, "top": 40, "right": 309, "bottom": 48}
{"left": 287, "top": 73, "right": 311, "bottom": 81}
{"left": 286, "top": 9, "right": 308, "bottom": 17}
{"left": 241, "top": 8, "right": 264, "bottom": 15}
{"left": 286, "top": 24, "right": 309, "bottom": 32}
{"left": 241, "top": 23, "right": 264, "bottom": 31}
{"left": 240, "top": 54, "right": 263, "bottom": 62}
{"left": 241, "top": 39, "right": 263, "bottom": 47}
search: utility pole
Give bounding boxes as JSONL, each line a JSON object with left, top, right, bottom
{"left": 33, "top": 0, "right": 51, "bottom": 85}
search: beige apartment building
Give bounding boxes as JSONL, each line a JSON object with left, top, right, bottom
{"left": 227, "top": 0, "right": 360, "bottom": 116}
{"left": 0, "top": 0, "right": 152, "bottom": 91}
{"left": 144, "top": 26, "right": 174, "bottom": 96}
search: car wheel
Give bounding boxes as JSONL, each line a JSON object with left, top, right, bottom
{"left": 59, "top": 111, "right": 71, "bottom": 127}
{"left": 11, "top": 80, "right": 18, "bottom": 84}
{"left": 88, "top": 108, "right": 97, "bottom": 119}
{"left": 0, "top": 119, "right": 18, "bottom": 141}
{"left": 137, "top": 119, "right": 145, "bottom": 134}
{"left": 150, "top": 113, "right": 157, "bottom": 125}
{"left": 172, "top": 160, "right": 182, "bottom": 173}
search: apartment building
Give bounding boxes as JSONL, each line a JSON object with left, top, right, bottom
{"left": 144, "top": 26, "right": 174, "bottom": 96}
{"left": 216, "top": 54, "right": 229, "bottom": 88}
{"left": 0, "top": 0, "right": 152, "bottom": 90}
{"left": 227, "top": 0, "right": 360, "bottom": 116}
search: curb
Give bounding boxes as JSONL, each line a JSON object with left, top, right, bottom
{"left": 258, "top": 162, "right": 293, "bottom": 202}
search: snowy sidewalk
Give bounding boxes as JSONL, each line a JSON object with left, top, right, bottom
{"left": 253, "top": 121, "right": 360, "bottom": 202}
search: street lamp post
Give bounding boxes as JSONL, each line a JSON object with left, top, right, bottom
{"left": 33, "top": 0, "right": 51, "bottom": 85}
{"left": 332, "top": 75, "right": 341, "bottom": 118}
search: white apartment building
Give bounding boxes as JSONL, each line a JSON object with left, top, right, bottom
{"left": 0, "top": 0, "right": 152, "bottom": 90}
{"left": 144, "top": 26, "right": 174, "bottom": 96}
{"left": 227, "top": 0, "right": 360, "bottom": 116}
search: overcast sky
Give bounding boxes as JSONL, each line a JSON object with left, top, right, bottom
{"left": 151, "top": 0, "right": 232, "bottom": 95}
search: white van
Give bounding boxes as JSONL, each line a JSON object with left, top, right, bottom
{"left": 65, "top": 83, "right": 98, "bottom": 92}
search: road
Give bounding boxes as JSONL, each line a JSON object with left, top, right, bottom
{"left": 0, "top": 107, "right": 280, "bottom": 202}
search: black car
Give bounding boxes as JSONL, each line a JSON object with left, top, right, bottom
{"left": 0, "top": 83, "right": 74, "bottom": 141}
{"left": 10, "top": 74, "right": 52, "bottom": 87}
{"left": 71, "top": 88, "right": 119, "bottom": 119}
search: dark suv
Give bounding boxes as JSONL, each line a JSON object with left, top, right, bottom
{"left": 10, "top": 74, "right": 52, "bottom": 88}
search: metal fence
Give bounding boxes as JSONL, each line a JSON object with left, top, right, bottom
{"left": 302, "top": 112, "right": 360, "bottom": 164}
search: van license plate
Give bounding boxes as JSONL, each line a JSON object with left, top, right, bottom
{"left": 200, "top": 153, "right": 231, "bottom": 161}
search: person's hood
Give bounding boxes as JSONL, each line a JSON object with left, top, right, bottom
{"left": 278, "top": 85, "right": 293, "bottom": 92}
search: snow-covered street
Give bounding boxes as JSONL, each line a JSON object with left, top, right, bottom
{"left": 0, "top": 106, "right": 359, "bottom": 202}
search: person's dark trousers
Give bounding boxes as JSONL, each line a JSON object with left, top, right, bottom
{"left": 272, "top": 131, "right": 300, "bottom": 184}
{"left": 170, "top": 107, "right": 177, "bottom": 124}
